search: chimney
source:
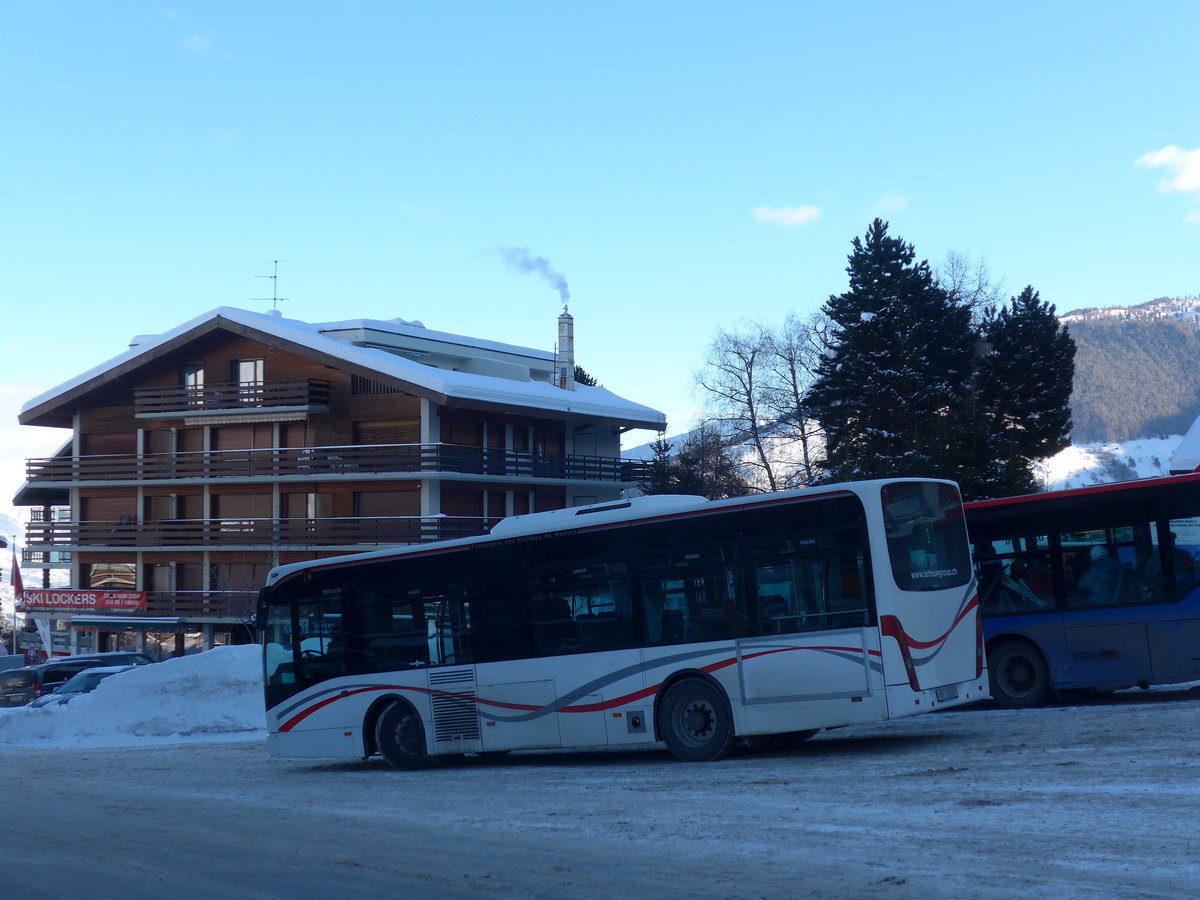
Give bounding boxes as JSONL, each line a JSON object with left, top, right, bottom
{"left": 556, "top": 306, "right": 575, "bottom": 391}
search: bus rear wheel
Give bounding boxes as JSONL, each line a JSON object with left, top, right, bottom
{"left": 988, "top": 639, "right": 1050, "bottom": 709}
{"left": 375, "top": 701, "right": 435, "bottom": 769}
{"left": 658, "top": 678, "right": 736, "bottom": 762}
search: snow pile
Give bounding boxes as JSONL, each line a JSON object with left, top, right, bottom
{"left": 0, "top": 645, "right": 265, "bottom": 748}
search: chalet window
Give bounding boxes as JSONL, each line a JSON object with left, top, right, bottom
{"left": 181, "top": 363, "right": 204, "bottom": 406}
{"left": 181, "top": 363, "right": 204, "bottom": 389}
{"left": 231, "top": 359, "right": 264, "bottom": 406}
{"left": 231, "top": 358, "right": 263, "bottom": 385}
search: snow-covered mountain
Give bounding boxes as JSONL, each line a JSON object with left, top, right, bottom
{"left": 1035, "top": 435, "right": 1183, "bottom": 491}
{"left": 624, "top": 431, "right": 1190, "bottom": 494}
{"left": 1060, "top": 295, "right": 1200, "bottom": 325}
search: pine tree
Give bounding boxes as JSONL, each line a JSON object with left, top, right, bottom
{"left": 673, "top": 424, "right": 751, "bottom": 499}
{"left": 806, "top": 219, "right": 977, "bottom": 483}
{"left": 639, "top": 434, "right": 678, "bottom": 495}
{"left": 637, "top": 428, "right": 750, "bottom": 499}
{"left": 573, "top": 365, "right": 599, "bottom": 386}
{"left": 975, "top": 286, "right": 1076, "bottom": 495}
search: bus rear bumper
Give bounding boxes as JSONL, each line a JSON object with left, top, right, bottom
{"left": 887, "top": 675, "right": 990, "bottom": 718}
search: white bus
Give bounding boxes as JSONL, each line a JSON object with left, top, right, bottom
{"left": 259, "top": 478, "right": 987, "bottom": 766}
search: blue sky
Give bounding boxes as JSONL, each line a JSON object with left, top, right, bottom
{"left": 2, "top": 1, "right": 1199, "bottom": 520}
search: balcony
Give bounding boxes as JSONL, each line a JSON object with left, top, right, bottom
{"left": 24, "top": 515, "right": 501, "bottom": 551}
{"left": 20, "top": 591, "right": 258, "bottom": 621}
{"left": 25, "top": 443, "right": 651, "bottom": 485}
{"left": 145, "top": 591, "right": 258, "bottom": 619}
{"left": 21, "top": 547, "right": 72, "bottom": 568}
{"left": 133, "top": 379, "right": 331, "bottom": 418}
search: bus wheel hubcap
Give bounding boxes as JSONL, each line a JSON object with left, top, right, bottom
{"left": 682, "top": 701, "right": 715, "bottom": 740}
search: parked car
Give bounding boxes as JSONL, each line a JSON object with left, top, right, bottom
{"left": 28, "top": 665, "right": 134, "bottom": 708}
{"left": 0, "top": 652, "right": 156, "bottom": 708}
{"left": 53, "top": 651, "right": 156, "bottom": 668}
{"left": 0, "top": 660, "right": 102, "bottom": 707}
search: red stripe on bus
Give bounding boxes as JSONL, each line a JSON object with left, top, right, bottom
{"left": 280, "top": 643, "right": 887, "bottom": 727}
{"left": 881, "top": 594, "right": 979, "bottom": 651}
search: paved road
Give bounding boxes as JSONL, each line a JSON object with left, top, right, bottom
{"left": 4, "top": 690, "right": 1200, "bottom": 899}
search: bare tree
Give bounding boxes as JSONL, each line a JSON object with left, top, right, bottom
{"left": 762, "top": 311, "right": 828, "bottom": 486}
{"left": 694, "top": 323, "right": 778, "bottom": 491}
{"left": 936, "top": 250, "right": 1004, "bottom": 324}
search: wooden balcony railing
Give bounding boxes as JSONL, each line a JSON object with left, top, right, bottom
{"left": 24, "top": 516, "right": 501, "bottom": 550}
{"left": 26, "top": 443, "right": 652, "bottom": 485}
{"left": 134, "top": 379, "right": 331, "bottom": 416}
{"left": 144, "top": 591, "right": 259, "bottom": 619}
{"left": 39, "top": 591, "right": 261, "bottom": 620}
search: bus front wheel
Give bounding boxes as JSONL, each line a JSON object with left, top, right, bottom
{"left": 988, "top": 639, "right": 1050, "bottom": 709}
{"left": 375, "top": 701, "right": 435, "bottom": 769}
{"left": 657, "top": 678, "right": 736, "bottom": 762}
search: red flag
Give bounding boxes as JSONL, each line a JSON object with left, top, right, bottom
{"left": 9, "top": 549, "right": 22, "bottom": 600}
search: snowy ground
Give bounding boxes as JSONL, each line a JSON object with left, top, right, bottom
{"left": 2, "top": 647, "right": 1200, "bottom": 898}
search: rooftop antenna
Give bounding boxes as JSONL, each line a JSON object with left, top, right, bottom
{"left": 253, "top": 259, "right": 290, "bottom": 311}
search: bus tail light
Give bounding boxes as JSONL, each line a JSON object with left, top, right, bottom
{"left": 976, "top": 606, "right": 985, "bottom": 678}
{"left": 880, "top": 615, "right": 921, "bottom": 692}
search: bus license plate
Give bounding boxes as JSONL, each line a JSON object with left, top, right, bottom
{"left": 935, "top": 685, "right": 959, "bottom": 702}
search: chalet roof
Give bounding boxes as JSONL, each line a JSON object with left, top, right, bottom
{"left": 19, "top": 307, "right": 666, "bottom": 431}
{"left": 1170, "top": 414, "right": 1200, "bottom": 474}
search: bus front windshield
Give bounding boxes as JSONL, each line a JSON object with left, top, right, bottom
{"left": 263, "top": 586, "right": 348, "bottom": 707}
{"left": 882, "top": 482, "right": 972, "bottom": 592}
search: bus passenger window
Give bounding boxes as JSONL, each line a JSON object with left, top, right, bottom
{"left": 752, "top": 532, "right": 872, "bottom": 635}
{"left": 972, "top": 535, "right": 1055, "bottom": 615}
{"left": 1164, "top": 520, "right": 1200, "bottom": 600}
{"left": 529, "top": 594, "right": 580, "bottom": 655}
{"left": 1063, "top": 526, "right": 1144, "bottom": 607}
{"left": 528, "top": 562, "right": 635, "bottom": 655}
{"left": 361, "top": 593, "right": 430, "bottom": 671}
{"left": 641, "top": 549, "right": 742, "bottom": 645}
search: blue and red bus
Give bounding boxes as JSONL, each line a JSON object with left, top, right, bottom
{"left": 966, "top": 473, "right": 1200, "bottom": 707}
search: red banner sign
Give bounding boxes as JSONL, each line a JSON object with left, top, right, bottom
{"left": 20, "top": 589, "right": 148, "bottom": 613}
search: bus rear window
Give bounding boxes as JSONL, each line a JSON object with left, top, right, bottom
{"left": 882, "top": 482, "right": 971, "bottom": 591}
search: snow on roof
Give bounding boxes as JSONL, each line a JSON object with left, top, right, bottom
{"left": 21, "top": 307, "right": 665, "bottom": 429}
{"left": 312, "top": 315, "right": 553, "bottom": 363}
{"left": 1170, "top": 414, "right": 1200, "bottom": 474}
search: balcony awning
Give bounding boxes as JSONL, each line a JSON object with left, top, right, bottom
{"left": 70, "top": 616, "right": 184, "bottom": 629}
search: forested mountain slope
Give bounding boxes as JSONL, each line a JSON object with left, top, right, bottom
{"left": 1064, "top": 299, "right": 1200, "bottom": 443}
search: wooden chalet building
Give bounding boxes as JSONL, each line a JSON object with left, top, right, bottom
{"left": 15, "top": 307, "right": 664, "bottom": 658}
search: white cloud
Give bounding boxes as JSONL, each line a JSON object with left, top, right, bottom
{"left": 751, "top": 205, "right": 821, "bottom": 227}
{"left": 1137, "top": 146, "right": 1200, "bottom": 226}
{"left": 181, "top": 32, "right": 218, "bottom": 54}
{"left": 1136, "top": 146, "right": 1200, "bottom": 194}
{"left": 866, "top": 193, "right": 909, "bottom": 217}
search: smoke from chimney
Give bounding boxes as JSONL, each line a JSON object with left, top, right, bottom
{"left": 497, "top": 246, "right": 570, "bottom": 304}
